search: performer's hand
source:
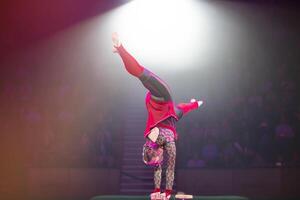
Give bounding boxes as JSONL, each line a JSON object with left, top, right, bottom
{"left": 112, "top": 32, "right": 121, "bottom": 53}
{"left": 190, "top": 98, "right": 203, "bottom": 107}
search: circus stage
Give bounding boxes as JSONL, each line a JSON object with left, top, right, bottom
{"left": 90, "top": 195, "right": 248, "bottom": 200}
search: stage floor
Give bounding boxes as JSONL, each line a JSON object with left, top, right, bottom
{"left": 90, "top": 195, "right": 248, "bottom": 200}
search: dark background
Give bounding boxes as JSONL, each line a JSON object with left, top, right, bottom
{"left": 0, "top": 0, "right": 300, "bottom": 199}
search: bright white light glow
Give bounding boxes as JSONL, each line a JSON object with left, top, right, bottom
{"left": 108, "top": 0, "right": 212, "bottom": 71}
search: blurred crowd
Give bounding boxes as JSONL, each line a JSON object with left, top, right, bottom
{"left": 177, "top": 65, "right": 300, "bottom": 168}
{"left": 1, "top": 66, "right": 123, "bottom": 168}
{"left": 2, "top": 63, "right": 299, "bottom": 169}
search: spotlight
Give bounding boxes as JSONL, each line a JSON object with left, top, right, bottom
{"left": 108, "top": 0, "right": 211, "bottom": 70}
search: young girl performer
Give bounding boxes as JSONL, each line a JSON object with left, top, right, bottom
{"left": 112, "top": 33, "right": 203, "bottom": 200}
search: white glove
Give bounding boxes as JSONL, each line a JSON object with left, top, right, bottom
{"left": 190, "top": 98, "right": 203, "bottom": 107}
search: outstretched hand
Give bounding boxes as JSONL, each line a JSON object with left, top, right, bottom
{"left": 190, "top": 98, "right": 203, "bottom": 107}
{"left": 112, "top": 32, "right": 121, "bottom": 53}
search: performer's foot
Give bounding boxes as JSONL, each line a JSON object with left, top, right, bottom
{"left": 112, "top": 32, "right": 121, "bottom": 53}
{"left": 190, "top": 98, "right": 203, "bottom": 107}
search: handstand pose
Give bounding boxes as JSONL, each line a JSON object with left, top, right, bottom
{"left": 112, "top": 33, "right": 203, "bottom": 200}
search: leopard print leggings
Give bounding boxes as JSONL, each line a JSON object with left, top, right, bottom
{"left": 153, "top": 128, "right": 176, "bottom": 190}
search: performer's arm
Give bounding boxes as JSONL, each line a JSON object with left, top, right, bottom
{"left": 176, "top": 99, "right": 203, "bottom": 119}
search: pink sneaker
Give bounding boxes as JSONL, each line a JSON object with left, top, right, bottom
{"left": 160, "top": 192, "right": 171, "bottom": 200}
{"left": 150, "top": 192, "right": 161, "bottom": 200}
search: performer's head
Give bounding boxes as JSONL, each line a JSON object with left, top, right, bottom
{"left": 143, "top": 142, "right": 163, "bottom": 166}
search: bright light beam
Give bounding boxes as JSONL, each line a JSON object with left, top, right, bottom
{"left": 108, "top": 0, "right": 212, "bottom": 71}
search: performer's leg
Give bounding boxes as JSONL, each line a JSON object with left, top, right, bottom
{"left": 165, "top": 142, "right": 176, "bottom": 190}
{"left": 139, "top": 69, "right": 172, "bottom": 102}
{"left": 116, "top": 45, "right": 144, "bottom": 77}
{"left": 154, "top": 165, "right": 162, "bottom": 189}
{"left": 116, "top": 45, "right": 172, "bottom": 101}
